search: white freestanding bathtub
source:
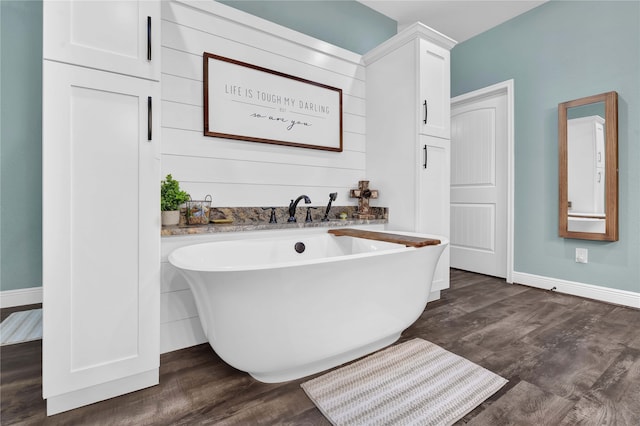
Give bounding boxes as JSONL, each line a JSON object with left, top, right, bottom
{"left": 168, "top": 229, "right": 447, "bottom": 383}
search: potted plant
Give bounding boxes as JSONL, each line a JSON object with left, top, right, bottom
{"left": 160, "top": 174, "right": 190, "bottom": 226}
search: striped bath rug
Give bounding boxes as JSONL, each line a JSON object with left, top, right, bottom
{"left": 301, "top": 338, "right": 507, "bottom": 426}
{"left": 0, "top": 309, "right": 42, "bottom": 346}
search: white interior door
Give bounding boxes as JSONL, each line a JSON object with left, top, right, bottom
{"left": 450, "top": 88, "right": 508, "bottom": 278}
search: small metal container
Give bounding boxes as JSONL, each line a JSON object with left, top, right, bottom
{"left": 186, "top": 195, "right": 212, "bottom": 225}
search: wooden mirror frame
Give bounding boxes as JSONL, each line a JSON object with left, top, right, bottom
{"left": 558, "top": 91, "right": 618, "bottom": 241}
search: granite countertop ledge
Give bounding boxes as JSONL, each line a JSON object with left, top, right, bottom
{"left": 161, "top": 218, "right": 388, "bottom": 237}
{"left": 161, "top": 206, "right": 388, "bottom": 237}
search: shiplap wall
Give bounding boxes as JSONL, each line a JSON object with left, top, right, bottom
{"left": 160, "top": 0, "right": 368, "bottom": 353}
{"left": 161, "top": 0, "right": 366, "bottom": 206}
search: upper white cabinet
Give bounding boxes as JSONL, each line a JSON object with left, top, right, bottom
{"left": 43, "top": 0, "right": 160, "bottom": 81}
{"left": 43, "top": 0, "right": 160, "bottom": 415}
{"left": 364, "top": 23, "right": 456, "bottom": 296}
{"left": 419, "top": 39, "right": 451, "bottom": 139}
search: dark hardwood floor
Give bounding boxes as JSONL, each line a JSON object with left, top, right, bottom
{"left": 2, "top": 270, "right": 639, "bottom": 425}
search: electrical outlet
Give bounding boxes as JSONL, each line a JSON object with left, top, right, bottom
{"left": 576, "top": 248, "right": 588, "bottom": 264}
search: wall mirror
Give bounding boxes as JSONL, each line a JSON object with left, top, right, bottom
{"left": 558, "top": 91, "right": 618, "bottom": 241}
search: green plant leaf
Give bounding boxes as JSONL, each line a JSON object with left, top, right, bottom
{"left": 160, "top": 174, "right": 190, "bottom": 211}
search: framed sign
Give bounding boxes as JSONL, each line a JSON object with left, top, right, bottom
{"left": 204, "top": 53, "right": 343, "bottom": 152}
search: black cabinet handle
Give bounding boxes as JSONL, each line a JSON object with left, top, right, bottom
{"left": 147, "top": 96, "right": 152, "bottom": 141}
{"left": 423, "top": 99, "right": 428, "bottom": 124}
{"left": 423, "top": 145, "right": 427, "bottom": 169}
{"left": 147, "top": 16, "right": 152, "bottom": 61}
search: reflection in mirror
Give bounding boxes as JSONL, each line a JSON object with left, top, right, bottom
{"left": 567, "top": 105, "right": 605, "bottom": 232}
{"left": 558, "top": 92, "right": 618, "bottom": 241}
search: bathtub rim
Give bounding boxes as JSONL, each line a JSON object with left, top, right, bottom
{"left": 168, "top": 230, "right": 448, "bottom": 273}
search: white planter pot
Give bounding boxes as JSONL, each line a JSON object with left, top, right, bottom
{"left": 161, "top": 210, "right": 180, "bottom": 226}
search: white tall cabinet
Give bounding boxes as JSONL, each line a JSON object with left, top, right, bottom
{"left": 364, "top": 23, "right": 456, "bottom": 298}
{"left": 42, "top": 1, "right": 160, "bottom": 415}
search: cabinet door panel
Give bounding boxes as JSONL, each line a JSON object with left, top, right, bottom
{"left": 44, "top": 1, "right": 159, "bottom": 81}
{"left": 419, "top": 40, "right": 450, "bottom": 139}
{"left": 418, "top": 138, "right": 449, "bottom": 234}
{"left": 418, "top": 136, "right": 450, "bottom": 290}
{"left": 43, "top": 61, "right": 160, "bottom": 398}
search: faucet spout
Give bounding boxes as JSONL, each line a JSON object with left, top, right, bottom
{"left": 288, "top": 195, "right": 311, "bottom": 222}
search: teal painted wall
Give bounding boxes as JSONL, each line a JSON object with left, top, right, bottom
{"left": 0, "top": 0, "right": 43, "bottom": 292}
{"left": 451, "top": 0, "right": 640, "bottom": 292}
{"left": 217, "top": 0, "right": 396, "bottom": 54}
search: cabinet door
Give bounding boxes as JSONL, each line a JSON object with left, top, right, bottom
{"left": 42, "top": 61, "right": 160, "bottom": 405}
{"left": 417, "top": 136, "right": 450, "bottom": 291}
{"left": 418, "top": 39, "right": 451, "bottom": 139}
{"left": 44, "top": 0, "right": 160, "bottom": 81}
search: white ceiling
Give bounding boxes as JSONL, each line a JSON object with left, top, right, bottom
{"left": 358, "top": 0, "right": 548, "bottom": 43}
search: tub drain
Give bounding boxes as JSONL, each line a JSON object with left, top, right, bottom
{"left": 294, "top": 242, "right": 306, "bottom": 253}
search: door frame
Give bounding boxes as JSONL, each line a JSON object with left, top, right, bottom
{"left": 451, "top": 79, "right": 514, "bottom": 283}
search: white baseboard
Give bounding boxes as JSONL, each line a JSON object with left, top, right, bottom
{"left": 0, "top": 287, "right": 43, "bottom": 308}
{"left": 512, "top": 271, "right": 640, "bottom": 309}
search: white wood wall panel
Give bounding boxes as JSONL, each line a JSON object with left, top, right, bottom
{"left": 161, "top": 101, "right": 200, "bottom": 131}
{"left": 160, "top": 289, "right": 199, "bottom": 324}
{"left": 161, "top": 73, "right": 202, "bottom": 106}
{"left": 160, "top": 317, "right": 206, "bottom": 354}
{"left": 161, "top": 22, "right": 366, "bottom": 99}
{"left": 343, "top": 114, "right": 367, "bottom": 135}
{"left": 161, "top": 47, "right": 201, "bottom": 81}
{"left": 161, "top": 46, "right": 366, "bottom": 99}
{"left": 344, "top": 133, "right": 367, "bottom": 153}
{"left": 161, "top": 156, "right": 363, "bottom": 190}
{"left": 161, "top": 245, "right": 204, "bottom": 353}
{"left": 161, "top": 129, "right": 365, "bottom": 170}
{"left": 162, "top": 2, "right": 365, "bottom": 81}
{"left": 160, "top": 262, "right": 189, "bottom": 293}
{"left": 159, "top": 1, "right": 368, "bottom": 352}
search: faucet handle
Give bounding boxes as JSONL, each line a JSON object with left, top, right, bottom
{"left": 305, "top": 206, "right": 319, "bottom": 223}
{"left": 261, "top": 207, "right": 277, "bottom": 224}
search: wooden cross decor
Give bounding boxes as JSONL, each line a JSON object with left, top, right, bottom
{"left": 350, "top": 180, "right": 379, "bottom": 219}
